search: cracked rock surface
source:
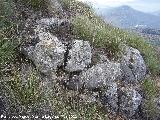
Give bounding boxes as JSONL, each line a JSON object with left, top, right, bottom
{"left": 121, "top": 47, "right": 147, "bottom": 84}
{"left": 65, "top": 40, "right": 92, "bottom": 72}
{"left": 21, "top": 31, "right": 65, "bottom": 77}
{"left": 79, "top": 61, "right": 121, "bottom": 90}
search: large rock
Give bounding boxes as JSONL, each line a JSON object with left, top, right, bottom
{"left": 119, "top": 87, "right": 142, "bottom": 117}
{"left": 33, "top": 32, "right": 65, "bottom": 75}
{"left": 121, "top": 47, "right": 146, "bottom": 83}
{"left": 21, "top": 32, "right": 65, "bottom": 76}
{"left": 100, "top": 82, "right": 118, "bottom": 113}
{"left": 79, "top": 61, "right": 121, "bottom": 90}
{"left": 65, "top": 40, "right": 92, "bottom": 72}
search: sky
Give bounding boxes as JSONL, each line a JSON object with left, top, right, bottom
{"left": 78, "top": 0, "right": 160, "bottom": 12}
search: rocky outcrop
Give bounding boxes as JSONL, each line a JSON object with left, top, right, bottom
{"left": 20, "top": 16, "right": 148, "bottom": 119}
{"left": 121, "top": 47, "right": 147, "bottom": 84}
{"left": 65, "top": 40, "right": 92, "bottom": 72}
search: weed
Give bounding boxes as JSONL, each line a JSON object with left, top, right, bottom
{"left": 142, "top": 79, "right": 159, "bottom": 118}
{"left": 59, "top": 0, "right": 94, "bottom": 17}
{"left": 18, "top": 0, "right": 45, "bottom": 9}
{"left": 44, "top": 83, "right": 109, "bottom": 119}
{"left": 72, "top": 15, "right": 125, "bottom": 58}
{"left": 7, "top": 71, "right": 42, "bottom": 107}
{"left": 0, "top": 0, "right": 18, "bottom": 76}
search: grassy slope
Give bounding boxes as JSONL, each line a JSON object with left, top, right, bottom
{"left": 0, "top": 0, "right": 19, "bottom": 76}
{"left": 60, "top": 0, "right": 160, "bottom": 75}
{"left": 0, "top": 0, "right": 159, "bottom": 119}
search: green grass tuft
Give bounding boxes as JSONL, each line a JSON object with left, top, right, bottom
{"left": 7, "top": 71, "right": 42, "bottom": 107}
{"left": 65, "top": 0, "right": 160, "bottom": 74}
{"left": 17, "top": 0, "right": 45, "bottom": 9}
{"left": 142, "top": 79, "right": 159, "bottom": 118}
{"left": 71, "top": 15, "right": 125, "bottom": 58}
{"left": 59, "top": 0, "right": 94, "bottom": 17}
{"left": 0, "top": 0, "right": 18, "bottom": 76}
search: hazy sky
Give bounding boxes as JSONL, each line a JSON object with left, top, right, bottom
{"left": 78, "top": 0, "right": 160, "bottom": 12}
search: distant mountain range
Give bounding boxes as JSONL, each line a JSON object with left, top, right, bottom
{"left": 96, "top": 5, "right": 160, "bottom": 29}
{"left": 152, "top": 10, "right": 160, "bottom": 16}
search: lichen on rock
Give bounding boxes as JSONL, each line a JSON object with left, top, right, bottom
{"left": 65, "top": 40, "right": 92, "bottom": 72}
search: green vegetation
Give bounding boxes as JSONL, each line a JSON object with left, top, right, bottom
{"left": 142, "top": 79, "right": 159, "bottom": 118}
{"left": 7, "top": 71, "right": 42, "bottom": 107}
{"left": 46, "top": 84, "right": 109, "bottom": 119}
{"left": 0, "top": 0, "right": 160, "bottom": 119}
{"left": 64, "top": 0, "right": 160, "bottom": 74}
{"left": 72, "top": 15, "right": 125, "bottom": 58}
{"left": 0, "top": 0, "right": 18, "bottom": 76}
{"left": 19, "top": 0, "right": 45, "bottom": 9}
{"left": 1, "top": 68, "right": 109, "bottom": 119}
{"left": 143, "top": 79, "right": 157, "bottom": 98}
{"left": 59, "top": 0, "right": 94, "bottom": 17}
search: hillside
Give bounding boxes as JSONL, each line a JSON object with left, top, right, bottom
{"left": 97, "top": 5, "right": 160, "bottom": 29}
{"left": 153, "top": 10, "right": 160, "bottom": 16}
{"left": 130, "top": 28, "right": 160, "bottom": 46}
{"left": 0, "top": 0, "right": 160, "bottom": 120}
